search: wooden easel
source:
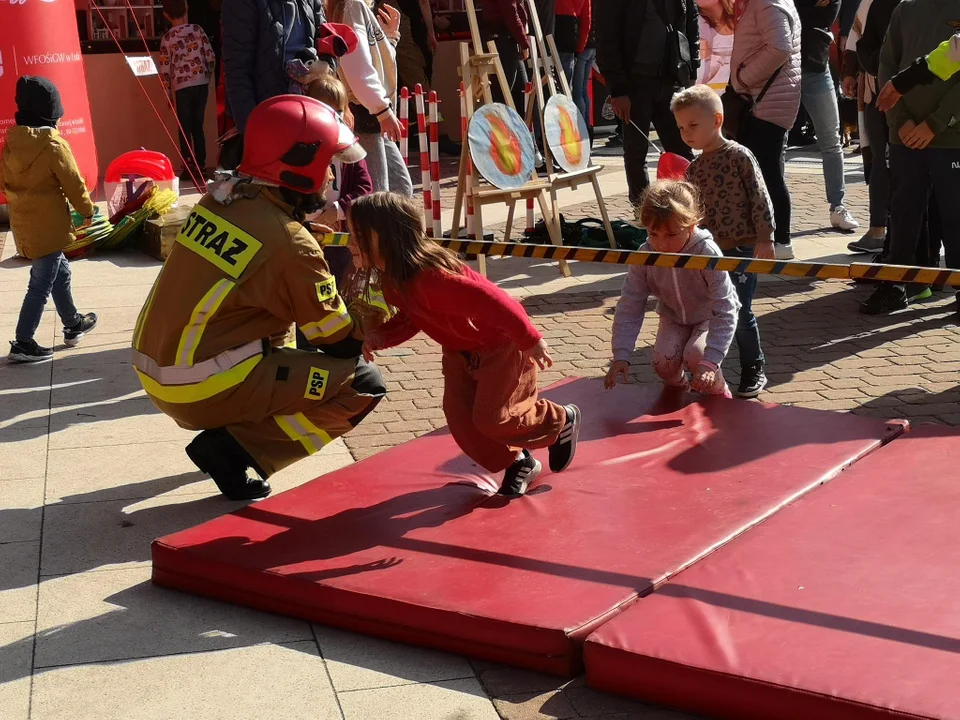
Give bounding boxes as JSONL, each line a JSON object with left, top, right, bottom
{"left": 450, "top": 0, "right": 571, "bottom": 277}
{"left": 522, "top": 0, "right": 617, "bottom": 251}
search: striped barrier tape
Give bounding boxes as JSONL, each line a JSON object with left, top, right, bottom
{"left": 313, "top": 234, "right": 960, "bottom": 286}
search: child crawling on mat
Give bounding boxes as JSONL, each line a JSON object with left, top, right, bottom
{"left": 605, "top": 180, "right": 740, "bottom": 397}
{"left": 349, "top": 192, "right": 582, "bottom": 498}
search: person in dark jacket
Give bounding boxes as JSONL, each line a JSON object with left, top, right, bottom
{"left": 595, "top": 0, "right": 699, "bottom": 207}
{"left": 796, "top": 0, "right": 860, "bottom": 232}
{"left": 221, "top": 0, "right": 326, "bottom": 134}
{"left": 480, "top": 0, "right": 531, "bottom": 111}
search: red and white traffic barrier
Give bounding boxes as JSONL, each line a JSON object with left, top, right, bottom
{"left": 524, "top": 81, "right": 536, "bottom": 236}
{"left": 459, "top": 81, "right": 475, "bottom": 238}
{"left": 399, "top": 86, "right": 410, "bottom": 166}
{"left": 414, "top": 84, "right": 432, "bottom": 228}
{"left": 428, "top": 91, "right": 442, "bottom": 238}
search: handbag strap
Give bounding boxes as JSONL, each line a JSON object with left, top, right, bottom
{"left": 755, "top": 64, "right": 785, "bottom": 104}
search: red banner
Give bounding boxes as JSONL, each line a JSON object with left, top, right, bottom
{"left": 0, "top": 0, "right": 98, "bottom": 204}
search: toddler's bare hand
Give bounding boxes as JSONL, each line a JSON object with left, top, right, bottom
{"left": 691, "top": 364, "right": 717, "bottom": 393}
{"left": 525, "top": 339, "right": 553, "bottom": 370}
{"left": 604, "top": 360, "right": 630, "bottom": 389}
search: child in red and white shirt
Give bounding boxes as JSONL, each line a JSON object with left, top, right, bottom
{"left": 158, "top": 0, "right": 216, "bottom": 180}
{"left": 349, "top": 192, "right": 582, "bottom": 498}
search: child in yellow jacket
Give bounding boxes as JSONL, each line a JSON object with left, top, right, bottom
{"left": 1, "top": 76, "right": 98, "bottom": 363}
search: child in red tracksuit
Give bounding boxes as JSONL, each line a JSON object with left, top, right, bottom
{"left": 349, "top": 192, "right": 582, "bottom": 497}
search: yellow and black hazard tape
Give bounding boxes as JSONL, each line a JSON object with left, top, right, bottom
{"left": 315, "top": 233, "right": 960, "bottom": 287}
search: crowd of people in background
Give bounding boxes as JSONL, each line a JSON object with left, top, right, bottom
{"left": 164, "top": 0, "right": 958, "bottom": 320}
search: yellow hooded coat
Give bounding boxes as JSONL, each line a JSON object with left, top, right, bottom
{"left": 0, "top": 126, "right": 96, "bottom": 259}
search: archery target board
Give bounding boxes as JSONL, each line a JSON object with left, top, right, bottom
{"left": 468, "top": 103, "right": 537, "bottom": 189}
{"left": 544, "top": 95, "right": 591, "bottom": 173}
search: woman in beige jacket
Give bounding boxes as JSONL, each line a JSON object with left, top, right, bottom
{"left": 729, "top": 0, "right": 801, "bottom": 259}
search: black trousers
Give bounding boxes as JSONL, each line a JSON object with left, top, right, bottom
{"left": 622, "top": 75, "right": 692, "bottom": 205}
{"left": 176, "top": 83, "right": 209, "bottom": 170}
{"left": 887, "top": 145, "right": 959, "bottom": 269}
{"left": 740, "top": 114, "right": 791, "bottom": 245}
{"left": 487, "top": 31, "right": 528, "bottom": 113}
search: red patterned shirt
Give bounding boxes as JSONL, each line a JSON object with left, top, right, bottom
{"left": 159, "top": 24, "right": 216, "bottom": 93}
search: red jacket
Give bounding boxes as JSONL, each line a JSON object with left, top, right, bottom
{"left": 556, "top": 0, "right": 591, "bottom": 53}
{"left": 374, "top": 266, "right": 542, "bottom": 353}
{"left": 480, "top": 0, "right": 530, "bottom": 50}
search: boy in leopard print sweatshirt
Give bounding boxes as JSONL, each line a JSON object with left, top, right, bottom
{"left": 671, "top": 84, "right": 776, "bottom": 399}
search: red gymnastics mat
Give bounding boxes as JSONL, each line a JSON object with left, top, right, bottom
{"left": 152, "top": 377, "right": 903, "bottom": 676}
{"left": 585, "top": 424, "right": 960, "bottom": 720}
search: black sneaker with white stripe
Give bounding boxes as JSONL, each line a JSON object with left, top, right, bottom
{"left": 64, "top": 312, "right": 98, "bottom": 347}
{"left": 498, "top": 450, "right": 542, "bottom": 498}
{"left": 549, "top": 404, "right": 581, "bottom": 473}
{"left": 8, "top": 339, "right": 54, "bottom": 363}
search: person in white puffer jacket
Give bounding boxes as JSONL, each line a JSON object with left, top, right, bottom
{"left": 605, "top": 181, "right": 740, "bottom": 398}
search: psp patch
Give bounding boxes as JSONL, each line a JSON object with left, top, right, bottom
{"left": 316, "top": 277, "right": 337, "bottom": 303}
{"left": 305, "top": 367, "right": 331, "bottom": 401}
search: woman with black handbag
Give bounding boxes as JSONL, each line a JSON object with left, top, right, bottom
{"left": 726, "top": 0, "right": 801, "bottom": 259}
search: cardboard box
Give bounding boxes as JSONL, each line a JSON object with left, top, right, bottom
{"left": 139, "top": 204, "right": 192, "bottom": 261}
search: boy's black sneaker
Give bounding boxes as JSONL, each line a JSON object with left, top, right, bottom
{"left": 860, "top": 284, "right": 907, "bottom": 315}
{"left": 498, "top": 450, "right": 542, "bottom": 498}
{"left": 736, "top": 362, "right": 767, "bottom": 399}
{"left": 64, "top": 313, "right": 98, "bottom": 347}
{"left": 549, "top": 404, "right": 581, "bottom": 473}
{"left": 186, "top": 428, "right": 272, "bottom": 501}
{"left": 8, "top": 339, "right": 54, "bottom": 363}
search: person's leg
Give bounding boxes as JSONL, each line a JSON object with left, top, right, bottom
{"left": 491, "top": 33, "right": 520, "bottom": 106}
{"left": 650, "top": 83, "right": 693, "bottom": 160}
{"left": 175, "top": 89, "right": 192, "bottom": 173}
{"left": 928, "top": 148, "right": 960, "bottom": 273}
{"left": 559, "top": 51, "right": 576, "bottom": 85}
{"left": 724, "top": 246, "right": 763, "bottom": 370}
{"left": 15, "top": 253, "right": 63, "bottom": 343}
{"left": 801, "top": 68, "right": 846, "bottom": 210}
{"left": 440, "top": 350, "right": 507, "bottom": 470}
{"left": 682, "top": 320, "right": 729, "bottom": 395}
{"left": 48, "top": 253, "right": 81, "bottom": 329}
{"left": 855, "top": 102, "right": 891, "bottom": 246}
{"left": 572, "top": 47, "right": 596, "bottom": 122}
{"left": 470, "top": 342, "right": 569, "bottom": 471}
{"left": 741, "top": 115, "right": 791, "bottom": 246}
{"left": 357, "top": 133, "right": 389, "bottom": 192}
{"left": 384, "top": 139, "right": 414, "bottom": 197}
{"left": 191, "top": 84, "right": 209, "bottom": 170}
{"left": 623, "top": 77, "right": 656, "bottom": 206}
{"left": 652, "top": 314, "right": 691, "bottom": 387}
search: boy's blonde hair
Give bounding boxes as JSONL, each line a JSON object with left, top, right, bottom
{"left": 307, "top": 74, "right": 349, "bottom": 114}
{"left": 670, "top": 85, "right": 724, "bottom": 117}
{"left": 639, "top": 181, "right": 703, "bottom": 231}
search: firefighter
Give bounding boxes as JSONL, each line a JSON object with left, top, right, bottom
{"left": 132, "top": 95, "right": 386, "bottom": 500}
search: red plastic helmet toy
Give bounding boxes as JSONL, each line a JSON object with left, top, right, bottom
{"left": 239, "top": 95, "right": 365, "bottom": 193}
{"left": 656, "top": 152, "right": 691, "bottom": 181}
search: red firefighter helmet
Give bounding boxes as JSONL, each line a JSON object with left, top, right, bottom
{"left": 239, "top": 95, "right": 365, "bottom": 193}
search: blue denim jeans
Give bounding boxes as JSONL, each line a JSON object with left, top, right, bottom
{"left": 801, "top": 67, "right": 845, "bottom": 208}
{"left": 724, "top": 246, "right": 763, "bottom": 368}
{"left": 571, "top": 47, "right": 596, "bottom": 125}
{"left": 15, "top": 251, "right": 80, "bottom": 343}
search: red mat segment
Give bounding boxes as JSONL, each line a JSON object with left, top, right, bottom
{"left": 153, "top": 378, "right": 901, "bottom": 675}
{"left": 585, "top": 425, "right": 960, "bottom": 720}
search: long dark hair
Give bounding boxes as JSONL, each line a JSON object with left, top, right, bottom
{"left": 348, "top": 192, "right": 463, "bottom": 292}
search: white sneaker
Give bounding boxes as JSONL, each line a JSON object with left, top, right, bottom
{"left": 830, "top": 205, "right": 860, "bottom": 232}
{"left": 775, "top": 243, "right": 795, "bottom": 260}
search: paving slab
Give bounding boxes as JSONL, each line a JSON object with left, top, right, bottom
{"left": 337, "top": 677, "right": 500, "bottom": 720}
{"left": 0, "top": 477, "right": 44, "bottom": 543}
{"left": 0, "top": 540, "right": 40, "bottom": 624}
{"left": 30, "top": 640, "right": 342, "bottom": 720}
{"left": 0, "top": 621, "right": 34, "bottom": 720}
{"left": 34, "top": 567, "right": 313, "bottom": 668}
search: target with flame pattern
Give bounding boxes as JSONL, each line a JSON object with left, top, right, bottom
{"left": 468, "top": 103, "right": 536, "bottom": 189}
{"left": 544, "top": 95, "right": 591, "bottom": 173}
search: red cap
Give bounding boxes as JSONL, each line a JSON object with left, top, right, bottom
{"left": 316, "top": 23, "right": 360, "bottom": 59}
{"left": 656, "top": 152, "right": 690, "bottom": 181}
{"left": 239, "top": 95, "right": 365, "bottom": 193}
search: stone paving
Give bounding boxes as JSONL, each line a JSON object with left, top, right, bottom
{"left": 1, "top": 146, "right": 958, "bottom": 720}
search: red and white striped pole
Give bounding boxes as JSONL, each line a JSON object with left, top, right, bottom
{"left": 399, "top": 86, "right": 410, "bottom": 166}
{"left": 524, "top": 81, "right": 536, "bottom": 236}
{"left": 414, "top": 84, "right": 432, "bottom": 228}
{"left": 459, "top": 81, "right": 475, "bottom": 238}
{"left": 428, "top": 91, "right": 442, "bottom": 238}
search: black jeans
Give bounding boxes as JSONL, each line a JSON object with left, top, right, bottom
{"left": 487, "top": 31, "right": 528, "bottom": 112}
{"left": 887, "top": 145, "right": 960, "bottom": 270}
{"left": 740, "top": 115, "right": 791, "bottom": 245}
{"left": 176, "top": 83, "right": 209, "bottom": 169}
{"left": 862, "top": 102, "right": 891, "bottom": 229}
{"left": 623, "top": 76, "right": 692, "bottom": 205}
{"left": 724, "top": 246, "right": 764, "bottom": 368}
